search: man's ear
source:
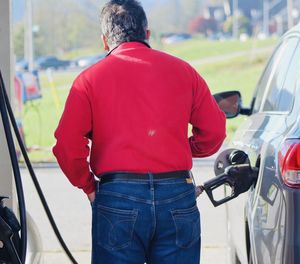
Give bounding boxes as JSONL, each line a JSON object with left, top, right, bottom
{"left": 101, "top": 34, "right": 110, "bottom": 51}
{"left": 146, "top": 30, "right": 151, "bottom": 40}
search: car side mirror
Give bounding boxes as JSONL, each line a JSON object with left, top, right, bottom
{"left": 213, "top": 91, "right": 242, "bottom": 119}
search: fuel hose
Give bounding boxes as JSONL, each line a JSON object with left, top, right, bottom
{"left": 0, "top": 72, "right": 26, "bottom": 263}
{"left": 0, "top": 70, "right": 78, "bottom": 264}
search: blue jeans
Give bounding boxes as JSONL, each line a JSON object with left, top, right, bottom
{"left": 91, "top": 174, "right": 201, "bottom": 264}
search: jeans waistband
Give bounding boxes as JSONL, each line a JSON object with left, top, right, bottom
{"left": 98, "top": 170, "right": 191, "bottom": 184}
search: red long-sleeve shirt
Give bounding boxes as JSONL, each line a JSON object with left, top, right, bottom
{"left": 53, "top": 42, "right": 226, "bottom": 194}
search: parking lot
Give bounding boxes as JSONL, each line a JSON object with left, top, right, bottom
{"left": 22, "top": 158, "right": 228, "bottom": 264}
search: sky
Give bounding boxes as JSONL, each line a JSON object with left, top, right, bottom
{"left": 12, "top": 0, "right": 165, "bottom": 22}
{"left": 13, "top": 0, "right": 26, "bottom": 21}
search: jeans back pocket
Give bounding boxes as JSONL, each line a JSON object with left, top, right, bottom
{"left": 94, "top": 204, "right": 138, "bottom": 251}
{"left": 171, "top": 204, "right": 201, "bottom": 248}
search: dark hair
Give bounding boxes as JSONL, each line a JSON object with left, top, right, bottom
{"left": 100, "top": 0, "right": 148, "bottom": 47}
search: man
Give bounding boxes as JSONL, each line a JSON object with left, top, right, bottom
{"left": 53, "top": 0, "right": 226, "bottom": 263}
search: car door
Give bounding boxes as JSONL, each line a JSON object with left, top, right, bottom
{"left": 227, "top": 36, "right": 300, "bottom": 264}
{"left": 248, "top": 37, "right": 300, "bottom": 264}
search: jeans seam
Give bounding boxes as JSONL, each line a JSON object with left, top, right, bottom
{"left": 149, "top": 173, "right": 156, "bottom": 241}
{"left": 98, "top": 190, "right": 151, "bottom": 204}
{"left": 171, "top": 204, "right": 198, "bottom": 214}
{"left": 154, "top": 179, "right": 190, "bottom": 185}
{"left": 97, "top": 186, "right": 195, "bottom": 206}
{"left": 95, "top": 204, "right": 139, "bottom": 215}
{"left": 155, "top": 188, "right": 195, "bottom": 205}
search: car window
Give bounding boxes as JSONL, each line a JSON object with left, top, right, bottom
{"left": 252, "top": 43, "right": 284, "bottom": 113}
{"left": 252, "top": 38, "right": 298, "bottom": 113}
{"left": 261, "top": 37, "right": 299, "bottom": 112}
{"left": 277, "top": 42, "right": 300, "bottom": 112}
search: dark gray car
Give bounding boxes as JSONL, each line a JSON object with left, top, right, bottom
{"left": 35, "top": 56, "right": 70, "bottom": 70}
{"left": 215, "top": 25, "right": 300, "bottom": 263}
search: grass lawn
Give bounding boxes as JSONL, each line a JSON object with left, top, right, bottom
{"left": 200, "top": 54, "right": 269, "bottom": 140}
{"left": 22, "top": 71, "right": 76, "bottom": 160}
{"left": 161, "top": 37, "right": 276, "bottom": 61}
{"left": 22, "top": 38, "right": 276, "bottom": 162}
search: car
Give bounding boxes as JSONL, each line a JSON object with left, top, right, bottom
{"left": 35, "top": 56, "right": 70, "bottom": 70}
{"left": 71, "top": 54, "right": 105, "bottom": 69}
{"left": 214, "top": 25, "right": 300, "bottom": 263}
{"left": 161, "top": 33, "right": 192, "bottom": 44}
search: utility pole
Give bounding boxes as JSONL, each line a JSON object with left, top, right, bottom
{"left": 174, "top": 0, "right": 181, "bottom": 31}
{"left": 263, "top": 0, "right": 270, "bottom": 37}
{"left": 232, "top": 0, "right": 239, "bottom": 39}
{"left": 0, "top": 0, "right": 14, "bottom": 209}
{"left": 287, "top": 0, "right": 294, "bottom": 29}
{"left": 25, "top": 0, "right": 34, "bottom": 71}
{"left": 224, "top": 0, "right": 231, "bottom": 17}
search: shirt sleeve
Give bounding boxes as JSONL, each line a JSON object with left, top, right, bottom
{"left": 52, "top": 76, "right": 96, "bottom": 194}
{"left": 189, "top": 70, "right": 226, "bottom": 157}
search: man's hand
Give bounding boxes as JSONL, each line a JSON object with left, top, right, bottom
{"left": 87, "top": 191, "right": 96, "bottom": 203}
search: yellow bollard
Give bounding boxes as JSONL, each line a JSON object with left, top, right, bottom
{"left": 46, "top": 69, "right": 61, "bottom": 112}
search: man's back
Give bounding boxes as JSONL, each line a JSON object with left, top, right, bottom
{"left": 54, "top": 42, "right": 225, "bottom": 180}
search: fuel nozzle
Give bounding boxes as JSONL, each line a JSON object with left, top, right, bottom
{"left": 197, "top": 149, "right": 257, "bottom": 207}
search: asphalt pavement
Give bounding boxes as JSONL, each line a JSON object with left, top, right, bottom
{"left": 22, "top": 158, "right": 228, "bottom": 264}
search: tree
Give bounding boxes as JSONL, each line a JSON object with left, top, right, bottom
{"left": 148, "top": 0, "right": 201, "bottom": 34}
{"left": 18, "top": 0, "right": 207, "bottom": 57}
{"left": 31, "top": 0, "right": 101, "bottom": 57}
{"left": 223, "top": 15, "right": 252, "bottom": 36}
{"left": 188, "top": 16, "right": 218, "bottom": 36}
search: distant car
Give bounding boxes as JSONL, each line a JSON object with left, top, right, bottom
{"left": 72, "top": 54, "right": 105, "bottom": 69}
{"left": 215, "top": 25, "right": 300, "bottom": 263}
{"left": 161, "top": 33, "right": 192, "bottom": 44}
{"left": 35, "top": 56, "right": 70, "bottom": 70}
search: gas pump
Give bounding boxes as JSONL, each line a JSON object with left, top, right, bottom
{"left": 0, "top": 197, "right": 21, "bottom": 264}
{"left": 0, "top": 70, "right": 78, "bottom": 264}
{"left": 0, "top": 70, "right": 25, "bottom": 263}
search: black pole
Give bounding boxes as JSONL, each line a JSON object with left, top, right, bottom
{"left": 0, "top": 71, "right": 27, "bottom": 263}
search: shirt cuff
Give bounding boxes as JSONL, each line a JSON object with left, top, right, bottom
{"left": 82, "top": 180, "right": 96, "bottom": 195}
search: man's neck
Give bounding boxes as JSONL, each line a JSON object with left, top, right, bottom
{"left": 106, "top": 40, "right": 151, "bottom": 57}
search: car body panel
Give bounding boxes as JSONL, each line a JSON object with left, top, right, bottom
{"left": 226, "top": 25, "right": 300, "bottom": 264}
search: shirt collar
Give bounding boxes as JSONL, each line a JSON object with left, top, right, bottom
{"left": 106, "top": 41, "right": 151, "bottom": 57}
